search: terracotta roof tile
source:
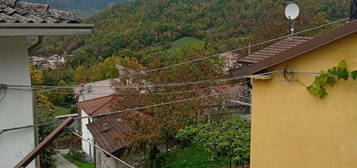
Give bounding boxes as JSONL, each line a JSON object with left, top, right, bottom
{"left": 0, "top": 0, "right": 80, "bottom": 24}
{"left": 78, "top": 95, "right": 115, "bottom": 116}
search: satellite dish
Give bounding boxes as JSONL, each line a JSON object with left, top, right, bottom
{"left": 285, "top": 3, "right": 300, "bottom": 20}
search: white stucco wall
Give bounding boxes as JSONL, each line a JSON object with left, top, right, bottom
{"left": 0, "top": 37, "right": 35, "bottom": 167}
{"left": 81, "top": 110, "right": 94, "bottom": 160}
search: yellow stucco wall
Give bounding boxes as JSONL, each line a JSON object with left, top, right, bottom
{"left": 251, "top": 34, "right": 357, "bottom": 168}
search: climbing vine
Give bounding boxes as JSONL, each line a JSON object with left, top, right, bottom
{"left": 307, "top": 60, "right": 357, "bottom": 99}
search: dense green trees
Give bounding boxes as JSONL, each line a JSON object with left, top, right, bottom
{"left": 36, "top": 0, "right": 348, "bottom": 67}
{"left": 177, "top": 117, "right": 251, "bottom": 168}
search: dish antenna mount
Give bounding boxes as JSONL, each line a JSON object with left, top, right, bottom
{"left": 285, "top": 2, "right": 300, "bottom": 37}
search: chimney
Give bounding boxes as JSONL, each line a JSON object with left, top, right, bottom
{"left": 351, "top": 0, "right": 357, "bottom": 19}
{"left": 101, "top": 123, "right": 110, "bottom": 132}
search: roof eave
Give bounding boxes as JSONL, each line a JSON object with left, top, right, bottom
{"left": 0, "top": 23, "right": 94, "bottom": 36}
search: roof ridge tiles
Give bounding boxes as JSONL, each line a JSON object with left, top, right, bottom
{"left": 78, "top": 94, "right": 117, "bottom": 116}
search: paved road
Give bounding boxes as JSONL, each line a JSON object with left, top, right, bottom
{"left": 55, "top": 149, "right": 77, "bottom": 168}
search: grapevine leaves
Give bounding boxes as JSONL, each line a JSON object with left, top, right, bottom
{"left": 327, "top": 60, "right": 349, "bottom": 80}
{"left": 351, "top": 71, "right": 357, "bottom": 80}
{"left": 307, "top": 60, "right": 357, "bottom": 98}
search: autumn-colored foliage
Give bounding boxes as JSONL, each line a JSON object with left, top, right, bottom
{"left": 30, "top": 66, "right": 57, "bottom": 168}
{"left": 112, "top": 43, "right": 238, "bottom": 167}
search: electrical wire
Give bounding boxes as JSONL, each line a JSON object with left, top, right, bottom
{"left": 5, "top": 70, "right": 281, "bottom": 90}
{"left": 0, "top": 85, "right": 251, "bottom": 133}
{"left": 120, "top": 18, "right": 348, "bottom": 77}
{"left": 0, "top": 67, "right": 329, "bottom": 133}
{"left": 80, "top": 87, "right": 249, "bottom": 120}
{"left": 1, "top": 18, "right": 347, "bottom": 133}
{"left": 70, "top": 130, "right": 135, "bottom": 168}
{"left": 0, "top": 120, "right": 60, "bottom": 135}
{"left": 2, "top": 18, "right": 347, "bottom": 92}
{"left": 40, "top": 81, "right": 250, "bottom": 96}
{"left": 290, "top": 71, "right": 323, "bottom": 75}
{"left": 3, "top": 18, "right": 348, "bottom": 92}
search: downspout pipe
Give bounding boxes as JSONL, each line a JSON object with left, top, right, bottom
{"left": 28, "top": 36, "right": 44, "bottom": 56}
{"left": 28, "top": 36, "right": 43, "bottom": 168}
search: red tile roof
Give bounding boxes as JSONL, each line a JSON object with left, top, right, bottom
{"left": 77, "top": 95, "right": 115, "bottom": 116}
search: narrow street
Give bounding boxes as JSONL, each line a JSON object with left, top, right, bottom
{"left": 55, "top": 150, "right": 77, "bottom": 168}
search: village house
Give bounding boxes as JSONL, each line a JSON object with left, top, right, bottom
{"left": 74, "top": 74, "right": 148, "bottom": 159}
{"left": 74, "top": 79, "right": 116, "bottom": 160}
{"left": 31, "top": 54, "right": 67, "bottom": 69}
{"left": 0, "top": 0, "right": 92, "bottom": 167}
{"left": 76, "top": 89, "right": 146, "bottom": 167}
{"left": 87, "top": 115, "right": 145, "bottom": 168}
{"left": 30, "top": 56, "right": 48, "bottom": 68}
{"left": 72, "top": 62, "right": 147, "bottom": 159}
{"left": 74, "top": 79, "right": 117, "bottom": 160}
{"left": 77, "top": 94, "right": 116, "bottom": 160}
{"left": 230, "top": 20, "right": 357, "bottom": 168}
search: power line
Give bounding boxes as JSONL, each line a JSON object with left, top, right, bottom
{"left": 70, "top": 130, "right": 135, "bottom": 168}
{"left": 5, "top": 70, "right": 281, "bottom": 90}
{"left": 80, "top": 87, "right": 250, "bottom": 120}
{"left": 121, "top": 18, "right": 348, "bottom": 77}
{"left": 1, "top": 17, "right": 345, "bottom": 132}
{"left": 0, "top": 69, "right": 327, "bottom": 133}
{"left": 0, "top": 120, "right": 60, "bottom": 135}
{"left": 40, "top": 81, "right": 250, "bottom": 96}
{"left": 0, "top": 82, "right": 251, "bottom": 134}
{"left": 3, "top": 18, "right": 347, "bottom": 92}
{"left": 0, "top": 84, "right": 251, "bottom": 133}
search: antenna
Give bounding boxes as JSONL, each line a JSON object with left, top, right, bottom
{"left": 285, "top": 2, "right": 300, "bottom": 37}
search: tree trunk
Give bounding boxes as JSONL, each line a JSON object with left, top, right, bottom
{"left": 229, "top": 156, "right": 232, "bottom": 168}
{"left": 145, "top": 145, "right": 158, "bottom": 168}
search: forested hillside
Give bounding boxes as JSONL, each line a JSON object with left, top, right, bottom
{"left": 28, "top": 0, "right": 129, "bottom": 18}
{"left": 36, "top": 0, "right": 348, "bottom": 68}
